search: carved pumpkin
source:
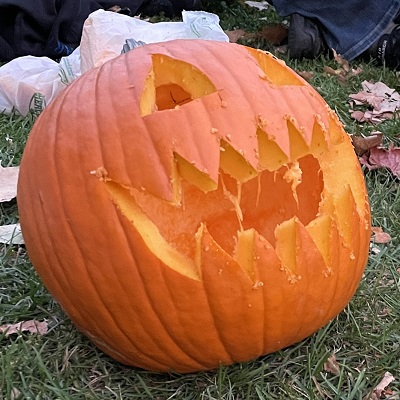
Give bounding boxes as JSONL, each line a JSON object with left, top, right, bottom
{"left": 17, "top": 40, "right": 370, "bottom": 373}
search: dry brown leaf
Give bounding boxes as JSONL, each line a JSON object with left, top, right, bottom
{"left": 371, "top": 227, "right": 392, "bottom": 244}
{"left": 297, "top": 70, "right": 315, "bottom": 82}
{"left": 349, "top": 81, "right": 400, "bottom": 124}
{"left": 350, "top": 91, "right": 385, "bottom": 110}
{"left": 254, "top": 25, "right": 288, "bottom": 45}
{"left": 364, "top": 372, "right": 397, "bottom": 400}
{"left": 324, "top": 66, "right": 341, "bottom": 76}
{"left": 363, "top": 81, "right": 398, "bottom": 98}
{"left": 351, "top": 132, "right": 383, "bottom": 156}
{"left": 351, "top": 110, "right": 368, "bottom": 122}
{"left": 349, "top": 66, "right": 363, "bottom": 78}
{"left": 0, "top": 165, "right": 19, "bottom": 202}
{"left": 225, "top": 24, "right": 288, "bottom": 45}
{"left": 324, "top": 50, "right": 362, "bottom": 83}
{"left": 360, "top": 143, "right": 400, "bottom": 178}
{"left": 368, "top": 144, "right": 400, "bottom": 177}
{"left": 374, "top": 232, "right": 392, "bottom": 244}
{"left": 225, "top": 29, "right": 247, "bottom": 43}
{"left": 333, "top": 49, "right": 350, "bottom": 72}
{"left": 0, "top": 320, "right": 48, "bottom": 336}
{"left": 323, "top": 354, "right": 341, "bottom": 375}
{"left": 378, "top": 307, "right": 391, "bottom": 317}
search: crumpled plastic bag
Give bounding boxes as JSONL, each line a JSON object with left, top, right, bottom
{"left": 81, "top": 10, "right": 229, "bottom": 72}
{"left": 0, "top": 10, "right": 228, "bottom": 116}
{"left": 0, "top": 56, "right": 64, "bottom": 116}
{"left": 0, "top": 48, "right": 81, "bottom": 116}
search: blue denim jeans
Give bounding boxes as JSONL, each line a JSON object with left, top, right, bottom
{"left": 272, "top": 0, "right": 400, "bottom": 60}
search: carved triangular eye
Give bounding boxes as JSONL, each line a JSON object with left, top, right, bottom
{"left": 246, "top": 47, "right": 306, "bottom": 87}
{"left": 140, "top": 54, "right": 217, "bottom": 116}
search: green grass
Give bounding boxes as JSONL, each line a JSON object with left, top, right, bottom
{"left": 1, "top": 1, "right": 400, "bottom": 399}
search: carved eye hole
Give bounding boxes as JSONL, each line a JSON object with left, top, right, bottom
{"left": 156, "top": 83, "right": 192, "bottom": 110}
{"left": 140, "top": 54, "right": 217, "bottom": 116}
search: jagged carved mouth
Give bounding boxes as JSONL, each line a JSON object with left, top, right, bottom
{"left": 104, "top": 152, "right": 323, "bottom": 281}
{"left": 92, "top": 50, "right": 365, "bottom": 283}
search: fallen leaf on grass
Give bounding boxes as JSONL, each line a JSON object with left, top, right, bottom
{"left": 351, "top": 88, "right": 385, "bottom": 109}
{"left": 0, "top": 223, "right": 24, "bottom": 244}
{"left": 244, "top": 1, "right": 270, "bottom": 10}
{"left": 350, "top": 81, "right": 400, "bottom": 124}
{"left": 0, "top": 320, "right": 48, "bottom": 336}
{"left": 369, "top": 145, "right": 400, "bottom": 176}
{"left": 10, "top": 388, "right": 21, "bottom": 400}
{"left": 226, "top": 24, "right": 288, "bottom": 45}
{"left": 363, "top": 80, "right": 398, "bottom": 99}
{"left": 344, "top": 66, "right": 363, "bottom": 80}
{"left": 323, "top": 50, "right": 363, "bottom": 82}
{"left": 323, "top": 354, "right": 341, "bottom": 375}
{"left": 0, "top": 165, "right": 19, "bottom": 202}
{"left": 364, "top": 372, "right": 397, "bottom": 400}
{"left": 371, "top": 227, "right": 392, "bottom": 244}
{"left": 351, "top": 132, "right": 383, "bottom": 156}
{"left": 378, "top": 307, "right": 391, "bottom": 317}
{"left": 351, "top": 110, "right": 368, "bottom": 122}
{"left": 370, "top": 244, "right": 381, "bottom": 254}
{"left": 297, "top": 70, "right": 315, "bottom": 81}
{"left": 225, "top": 29, "right": 247, "bottom": 43}
{"left": 360, "top": 144, "right": 400, "bottom": 178}
{"left": 333, "top": 50, "right": 351, "bottom": 72}
{"left": 275, "top": 44, "right": 288, "bottom": 55}
{"left": 324, "top": 66, "right": 341, "bottom": 76}
{"left": 254, "top": 25, "right": 288, "bottom": 45}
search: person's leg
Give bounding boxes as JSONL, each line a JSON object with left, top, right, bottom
{"left": 272, "top": 0, "right": 400, "bottom": 61}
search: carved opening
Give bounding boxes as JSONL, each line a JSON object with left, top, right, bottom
{"left": 106, "top": 153, "right": 324, "bottom": 277}
{"left": 156, "top": 83, "right": 192, "bottom": 111}
{"left": 140, "top": 54, "right": 217, "bottom": 116}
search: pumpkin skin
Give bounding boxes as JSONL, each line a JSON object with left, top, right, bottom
{"left": 17, "top": 40, "right": 370, "bottom": 373}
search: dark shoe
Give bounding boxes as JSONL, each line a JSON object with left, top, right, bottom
{"left": 375, "top": 24, "right": 400, "bottom": 70}
{"left": 287, "top": 13, "right": 327, "bottom": 59}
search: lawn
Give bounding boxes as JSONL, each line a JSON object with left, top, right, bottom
{"left": 0, "top": 1, "right": 399, "bottom": 399}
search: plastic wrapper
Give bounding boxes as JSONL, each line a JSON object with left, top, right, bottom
{"left": 0, "top": 10, "right": 228, "bottom": 116}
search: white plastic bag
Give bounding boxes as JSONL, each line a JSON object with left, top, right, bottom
{"left": 81, "top": 10, "right": 228, "bottom": 72}
{"left": 0, "top": 56, "right": 63, "bottom": 116}
{"left": 0, "top": 47, "right": 82, "bottom": 115}
{"left": 0, "top": 10, "right": 228, "bottom": 116}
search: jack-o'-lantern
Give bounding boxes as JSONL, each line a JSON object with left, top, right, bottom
{"left": 17, "top": 40, "right": 371, "bottom": 373}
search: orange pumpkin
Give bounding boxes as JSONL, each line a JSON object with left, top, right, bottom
{"left": 17, "top": 40, "right": 371, "bottom": 373}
